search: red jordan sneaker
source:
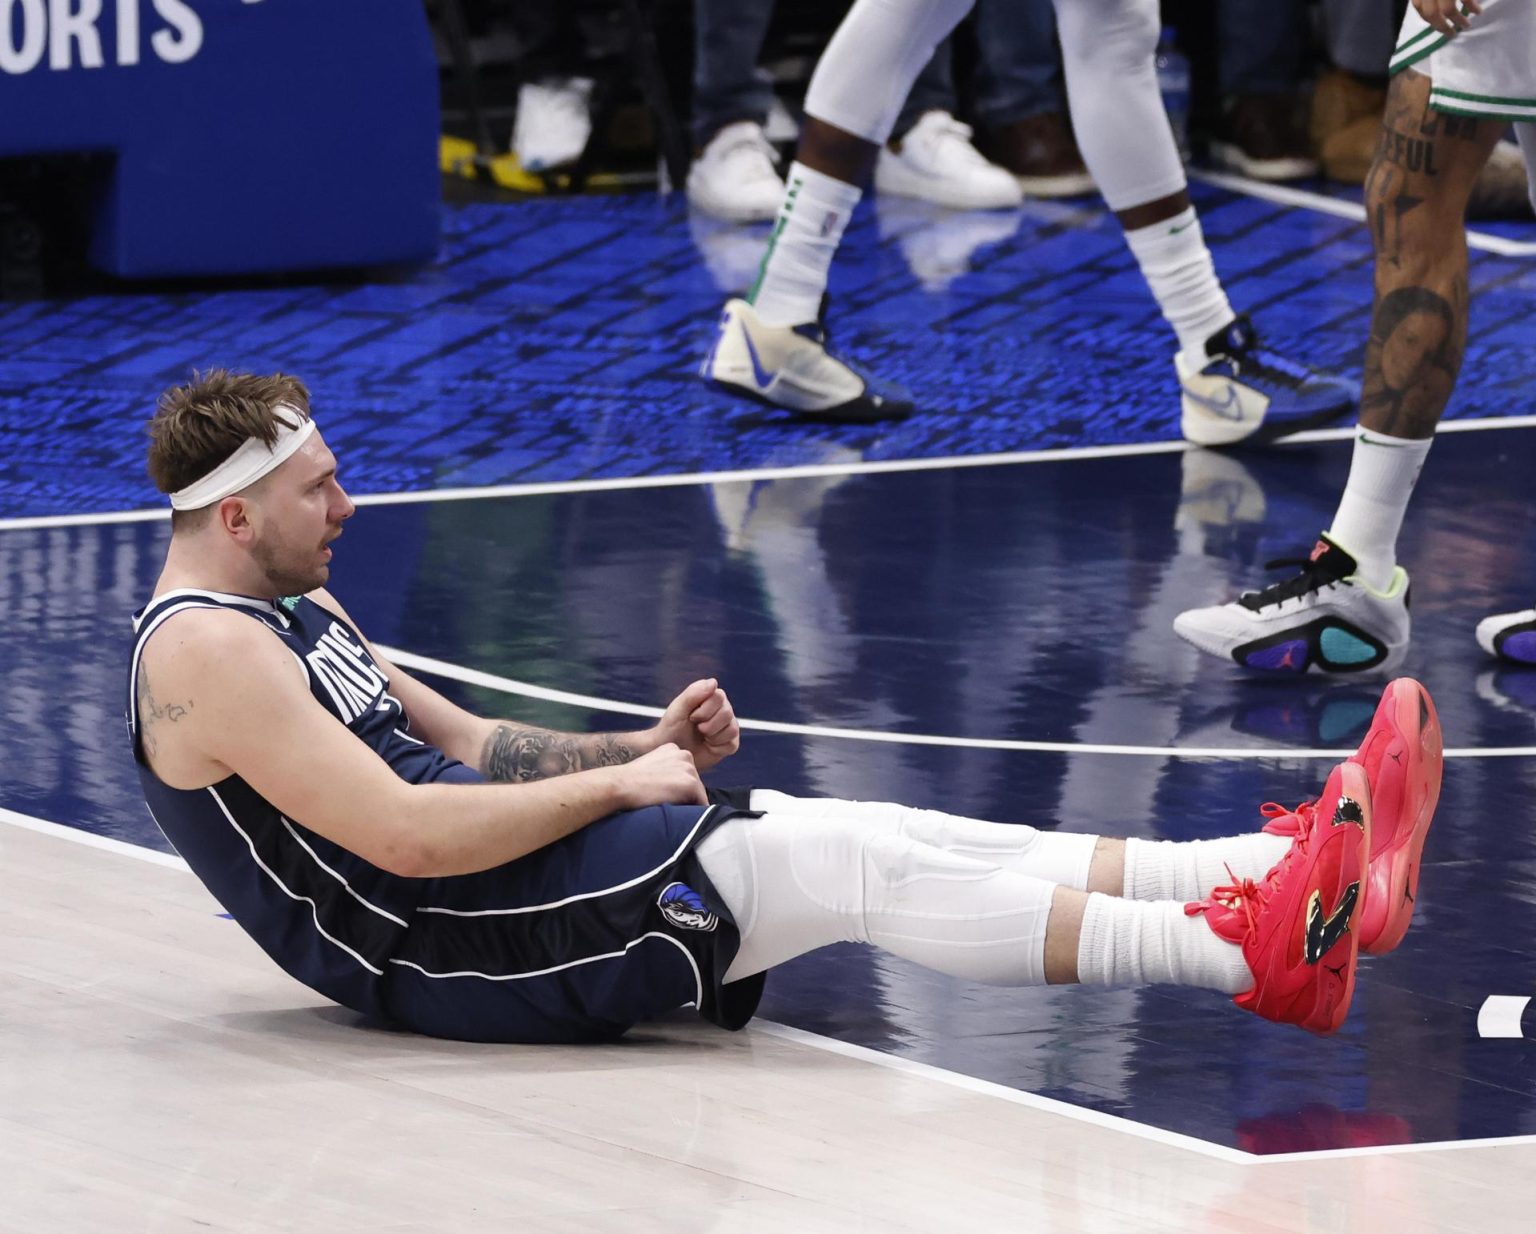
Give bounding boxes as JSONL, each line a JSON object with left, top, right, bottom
{"left": 1187, "top": 761, "right": 1371, "bottom": 1035}
{"left": 1261, "top": 678, "right": 1442, "bottom": 955}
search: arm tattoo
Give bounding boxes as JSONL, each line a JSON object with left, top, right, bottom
{"left": 136, "top": 661, "right": 194, "bottom": 758}
{"left": 480, "top": 725, "right": 635, "bottom": 783}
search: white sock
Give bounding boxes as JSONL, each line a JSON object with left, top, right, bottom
{"left": 1077, "top": 893, "right": 1252, "bottom": 993}
{"left": 1122, "top": 832, "right": 1291, "bottom": 903}
{"left": 1327, "top": 429, "right": 1435, "bottom": 591}
{"left": 748, "top": 161, "right": 862, "bottom": 327}
{"left": 1123, "top": 208, "right": 1235, "bottom": 356}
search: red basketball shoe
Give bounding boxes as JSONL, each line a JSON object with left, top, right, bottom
{"left": 1187, "top": 761, "right": 1371, "bottom": 1035}
{"left": 1260, "top": 678, "right": 1442, "bottom": 954}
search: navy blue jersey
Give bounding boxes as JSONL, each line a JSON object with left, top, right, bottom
{"left": 127, "top": 588, "right": 762, "bottom": 1042}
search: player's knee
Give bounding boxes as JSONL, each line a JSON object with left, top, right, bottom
{"left": 1058, "top": 0, "right": 1159, "bottom": 71}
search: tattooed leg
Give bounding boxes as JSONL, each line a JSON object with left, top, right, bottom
{"left": 1360, "top": 69, "right": 1505, "bottom": 438}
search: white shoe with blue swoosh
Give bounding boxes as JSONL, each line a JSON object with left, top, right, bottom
{"left": 701, "top": 298, "right": 915, "bottom": 423}
{"left": 1177, "top": 316, "right": 1357, "bottom": 448}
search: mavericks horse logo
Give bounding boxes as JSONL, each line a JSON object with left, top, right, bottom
{"left": 658, "top": 882, "right": 718, "bottom": 932}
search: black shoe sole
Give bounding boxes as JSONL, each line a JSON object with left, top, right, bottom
{"left": 1215, "top": 396, "right": 1358, "bottom": 451}
{"left": 706, "top": 378, "right": 916, "bottom": 424}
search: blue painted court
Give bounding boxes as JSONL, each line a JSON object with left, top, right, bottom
{"left": 5, "top": 177, "right": 1536, "bottom": 1157}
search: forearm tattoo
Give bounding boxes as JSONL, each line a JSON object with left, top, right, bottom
{"left": 480, "top": 725, "right": 635, "bottom": 783}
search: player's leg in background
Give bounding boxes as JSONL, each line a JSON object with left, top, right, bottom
{"left": 702, "top": 0, "right": 973, "bottom": 421}
{"left": 1459, "top": 108, "right": 1536, "bottom": 663}
{"left": 1172, "top": 68, "right": 1505, "bottom": 673}
{"left": 1054, "top": 0, "right": 1356, "bottom": 448}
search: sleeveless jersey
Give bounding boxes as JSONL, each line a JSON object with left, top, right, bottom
{"left": 127, "top": 588, "right": 474, "bottom": 1017}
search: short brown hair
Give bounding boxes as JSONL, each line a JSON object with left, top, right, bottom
{"left": 147, "top": 369, "right": 313, "bottom": 497}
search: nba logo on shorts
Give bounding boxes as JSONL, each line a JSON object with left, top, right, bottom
{"left": 658, "top": 883, "right": 718, "bottom": 932}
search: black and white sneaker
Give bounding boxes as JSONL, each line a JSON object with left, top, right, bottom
{"left": 1176, "top": 316, "right": 1358, "bottom": 448}
{"left": 701, "top": 298, "right": 915, "bottom": 423}
{"left": 1174, "top": 533, "right": 1410, "bottom": 673}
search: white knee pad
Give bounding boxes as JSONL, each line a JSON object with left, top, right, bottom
{"left": 699, "top": 813, "right": 1056, "bottom": 986}
{"left": 745, "top": 789, "right": 1096, "bottom": 890}
{"left": 1054, "top": 0, "right": 1187, "bottom": 211}
{"left": 803, "top": 0, "right": 976, "bottom": 144}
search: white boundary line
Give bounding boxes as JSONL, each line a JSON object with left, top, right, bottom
{"left": 1192, "top": 169, "right": 1536, "bottom": 258}
{"left": 378, "top": 644, "right": 1536, "bottom": 762}
{"left": 0, "top": 805, "right": 188, "bottom": 869}
{"left": 5, "top": 415, "right": 1536, "bottom": 534}
{"left": 7, "top": 801, "right": 1533, "bottom": 1164}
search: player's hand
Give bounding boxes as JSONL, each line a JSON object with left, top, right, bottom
{"left": 651, "top": 678, "right": 741, "bottom": 772}
{"left": 611, "top": 743, "right": 707, "bottom": 809}
{"left": 1413, "top": 0, "right": 1480, "bottom": 35}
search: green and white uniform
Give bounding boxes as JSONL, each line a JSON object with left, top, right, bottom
{"left": 1391, "top": 0, "right": 1536, "bottom": 121}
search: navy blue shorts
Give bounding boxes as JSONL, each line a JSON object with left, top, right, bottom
{"left": 381, "top": 801, "right": 763, "bottom": 1044}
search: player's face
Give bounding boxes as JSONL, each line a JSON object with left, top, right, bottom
{"left": 248, "top": 432, "right": 354, "bottom": 595}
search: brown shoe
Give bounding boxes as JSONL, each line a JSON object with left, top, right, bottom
{"left": 1311, "top": 68, "right": 1386, "bottom": 152}
{"left": 1211, "top": 93, "right": 1319, "bottom": 181}
{"left": 1319, "top": 114, "right": 1380, "bottom": 184}
{"left": 1312, "top": 68, "right": 1388, "bottom": 184}
{"left": 984, "top": 113, "right": 1096, "bottom": 198}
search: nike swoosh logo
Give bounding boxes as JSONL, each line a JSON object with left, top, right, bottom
{"left": 742, "top": 329, "right": 774, "bottom": 391}
{"left": 1184, "top": 385, "right": 1246, "bottom": 421}
{"left": 1170, "top": 220, "right": 1195, "bottom": 234}
{"left": 1358, "top": 434, "right": 1410, "bottom": 448}
{"left": 1304, "top": 880, "right": 1360, "bottom": 965}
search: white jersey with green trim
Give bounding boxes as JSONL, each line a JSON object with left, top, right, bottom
{"left": 1391, "top": 0, "right": 1536, "bottom": 122}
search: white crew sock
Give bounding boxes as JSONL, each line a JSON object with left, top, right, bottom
{"left": 1327, "top": 429, "right": 1435, "bottom": 591}
{"left": 1123, "top": 207, "right": 1235, "bottom": 356}
{"left": 748, "top": 161, "right": 863, "bottom": 327}
{"left": 1076, "top": 893, "right": 1252, "bottom": 993}
{"left": 1122, "top": 831, "right": 1291, "bottom": 903}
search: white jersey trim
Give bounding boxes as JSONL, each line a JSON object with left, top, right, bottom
{"left": 280, "top": 815, "right": 410, "bottom": 928}
{"left": 132, "top": 588, "right": 279, "bottom": 632}
{"left": 207, "top": 786, "right": 385, "bottom": 976}
{"left": 389, "top": 930, "right": 704, "bottom": 1005}
{"left": 129, "top": 599, "right": 235, "bottom": 740}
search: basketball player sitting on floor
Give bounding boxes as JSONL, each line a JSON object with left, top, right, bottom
{"left": 131, "top": 371, "right": 1443, "bottom": 1044}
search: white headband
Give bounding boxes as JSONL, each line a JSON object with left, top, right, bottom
{"left": 168, "top": 405, "right": 317, "bottom": 511}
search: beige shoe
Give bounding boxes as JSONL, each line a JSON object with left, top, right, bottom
{"left": 1312, "top": 69, "right": 1386, "bottom": 184}
{"left": 1320, "top": 115, "right": 1381, "bottom": 184}
{"left": 1469, "top": 141, "right": 1534, "bottom": 219}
